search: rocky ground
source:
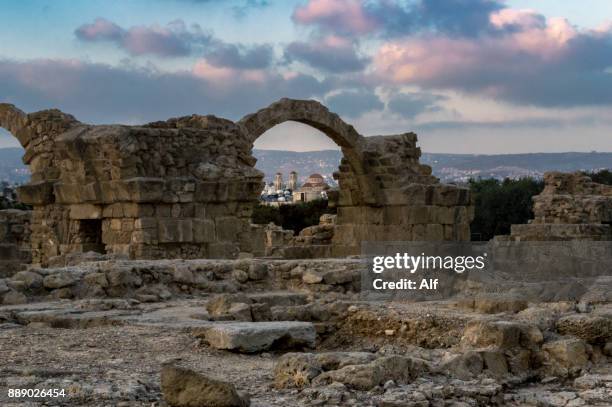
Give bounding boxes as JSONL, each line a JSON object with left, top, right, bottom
{"left": 0, "top": 258, "right": 611, "bottom": 406}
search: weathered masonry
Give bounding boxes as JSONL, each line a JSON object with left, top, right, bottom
{"left": 506, "top": 172, "right": 612, "bottom": 241}
{"left": 0, "top": 99, "right": 474, "bottom": 266}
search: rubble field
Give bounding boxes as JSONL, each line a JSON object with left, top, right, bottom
{"left": 0, "top": 257, "right": 611, "bottom": 406}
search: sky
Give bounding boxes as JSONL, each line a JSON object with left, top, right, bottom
{"left": 0, "top": 0, "right": 611, "bottom": 153}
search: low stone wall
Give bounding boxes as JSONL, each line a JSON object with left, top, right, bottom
{"left": 0, "top": 209, "right": 31, "bottom": 277}
{"left": 1, "top": 258, "right": 362, "bottom": 304}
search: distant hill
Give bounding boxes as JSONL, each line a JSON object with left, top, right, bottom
{"left": 419, "top": 152, "right": 612, "bottom": 182}
{"left": 1, "top": 147, "right": 611, "bottom": 185}
{"left": 256, "top": 150, "right": 612, "bottom": 184}
{"left": 253, "top": 149, "right": 341, "bottom": 185}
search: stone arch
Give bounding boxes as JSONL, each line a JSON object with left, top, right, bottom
{"left": 238, "top": 98, "right": 382, "bottom": 206}
{"left": 0, "top": 103, "right": 28, "bottom": 147}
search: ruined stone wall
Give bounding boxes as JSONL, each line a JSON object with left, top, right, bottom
{"left": 331, "top": 133, "right": 473, "bottom": 256}
{"left": 2, "top": 98, "right": 474, "bottom": 265}
{"left": 508, "top": 172, "right": 612, "bottom": 241}
{"left": 36, "top": 117, "right": 262, "bottom": 264}
{"left": 239, "top": 99, "right": 474, "bottom": 257}
{"left": 0, "top": 209, "right": 32, "bottom": 276}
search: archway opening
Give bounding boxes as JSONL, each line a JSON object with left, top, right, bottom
{"left": 251, "top": 121, "right": 341, "bottom": 236}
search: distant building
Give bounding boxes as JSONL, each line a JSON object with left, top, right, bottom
{"left": 0, "top": 181, "right": 18, "bottom": 203}
{"left": 273, "top": 172, "right": 283, "bottom": 191}
{"left": 293, "top": 173, "right": 330, "bottom": 203}
{"left": 288, "top": 171, "right": 298, "bottom": 191}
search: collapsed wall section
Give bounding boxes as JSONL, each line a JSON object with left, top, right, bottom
{"left": 331, "top": 133, "right": 473, "bottom": 256}
{"left": 508, "top": 172, "right": 612, "bottom": 241}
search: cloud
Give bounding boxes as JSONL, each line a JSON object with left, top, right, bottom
{"left": 293, "top": 0, "right": 378, "bottom": 35}
{"left": 285, "top": 35, "right": 369, "bottom": 73}
{"left": 206, "top": 42, "right": 274, "bottom": 69}
{"left": 0, "top": 58, "right": 331, "bottom": 124}
{"left": 387, "top": 92, "right": 445, "bottom": 118}
{"left": 75, "top": 18, "right": 211, "bottom": 57}
{"left": 325, "top": 89, "right": 383, "bottom": 117}
{"left": 373, "top": 11, "right": 612, "bottom": 107}
{"left": 75, "top": 18, "right": 277, "bottom": 70}
{"left": 74, "top": 18, "right": 124, "bottom": 42}
{"left": 292, "top": 0, "right": 505, "bottom": 38}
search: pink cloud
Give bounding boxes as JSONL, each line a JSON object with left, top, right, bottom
{"left": 374, "top": 12, "right": 580, "bottom": 85}
{"left": 74, "top": 18, "right": 124, "bottom": 42}
{"left": 293, "top": 0, "right": 377, "bottom": 35}
{"left": 192, "top": 60, "right": 266, "bottom": 84}
{"left": 75, "top": 19, "right": 209, "bottom": 57}
{"left": 122, "top": 24, "right": 191, "bottom": 57}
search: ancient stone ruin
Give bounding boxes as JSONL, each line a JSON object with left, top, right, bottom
{"left": 1, "top": 104, "right": 611, "bottom": 406}
{"left": 0, "top": 98, "right": 474, "bottom": 266}
{"left": 507, "top": 172, "right": 612, "bottom": 241}
{"left": 0, "top": 209, "right": 31, "bottom": 276}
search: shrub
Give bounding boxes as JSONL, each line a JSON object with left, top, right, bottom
{"left": 252, "top": 199, "right": 335, "bottom": 234}
{"left": 469, "top": 177, "right": 544, "bottom": 241}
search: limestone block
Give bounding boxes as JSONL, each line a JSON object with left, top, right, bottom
{"left": 543, "top": 338, "right": 588, "bottom": 371}
{"left": 43, "top": 273, "right": 77, "bottom": 289}
{"left": 195, "top": 182, "right": 217, "bottom": 202}
{"left": 411, "top": 224, "right": 426, "bottom": 240}
{"left": 216, "top": 217, "right": 243, "bottom": 241}
{"left": 208, "top": 242, "right": 239, "bottom": 259}
{"left": 193, "top": 219, "right": 215, "bottom": 243}
{"left": 131, "top": 229, "right": 156, "bottom": 244}
{"left": 102, "top": 203, "right": 124, "bottom": 218}
{"left": 161, "top": 365, "right": 250, "bottom": 407}
{"left": 2, "top": 290, "right": 27, "bottom": 305}
{"left": 69, "top": 204, "right": 102, "bottom": 220}
{"left": 312, "top": 355, "right": 429, "bottom": 390}
{"left": 425, "top": 224, "right": 444, "bottom": 240}
{"left": 125, "top": 177, "right": 165, "bottom": 202}
{"left": 432, "top": 185, "right": 461, "bottom": 207}
{"left": 17, "top": 181, "right": 54, "bottom": 205}
{"left": 158, "top": 219, "right": 193, "bottom": 243}
{"left": 12, "top": 271, "right": 43, "bottom": 289}
{"left": 200, "top": 321, "right": 316, "bottom": 353}
{"left": 460, "top": 320, "right": 524, "bottom": 350}
{"left": 556, "top": 315, "right": 612, "bottom": 344}
{"left": 134, "top": 217, "right": 157, "bottom": 230}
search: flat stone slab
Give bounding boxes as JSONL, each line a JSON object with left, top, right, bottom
{"left": 199, "top": 321, "right": 316, "bottom": 353}
{"left": 248, "top": 291, "right": 308, "bottom": 306}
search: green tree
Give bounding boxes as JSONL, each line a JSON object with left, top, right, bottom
{"left": 251, "top": 199, "right": 335, "bottom": 234}
{"left": 469, "top": 177, "right": 544, "bottom": 241}
{"left": 584, "top": 169, "right": 612, "bottom": 185}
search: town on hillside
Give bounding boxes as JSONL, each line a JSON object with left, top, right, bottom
{"left": 259, "top": 171, "right": 334, "bottom": 206}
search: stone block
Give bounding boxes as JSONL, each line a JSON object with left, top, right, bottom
{"left": 17, "top": 181, "right": 54, "bottom": 205}
{"left": 193, "top": 219, "right": 215, "bottom": 243}
{"left": 556, "top": 315, "right": 612, "bottom": 344}
{"left": 158, "top": 218, "right": 193, "bottom": 243}
{"left": 199, "top": 321, "right": 316, "bottom": 353}
{"left": 425, "top": 223, "right": 444, "bottom": 240}
{"left": 125, "top": 177, "right": 165, "bottom": 202}
{"left": 543, "top": 338, "right": 588, "bottom": 371}
{"left": 161, "top": 365, "right": 249, "bottom": 407}
{"left": 216, "top": 217, "right": 243, "bottom": 241}
{"left": 69, "top": 204, "right": 102, "bottom": 220}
